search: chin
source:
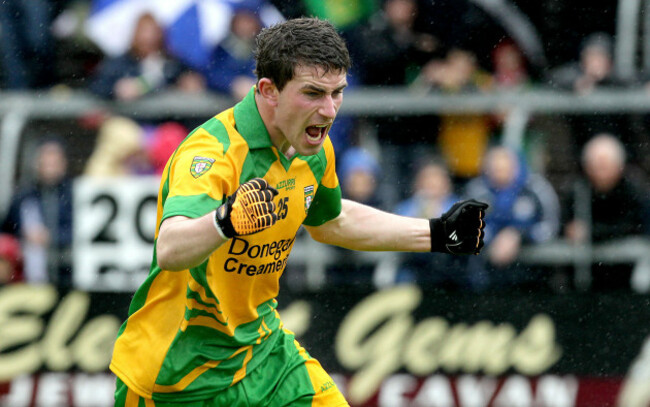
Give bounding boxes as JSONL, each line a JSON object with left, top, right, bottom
{"left": 296, "top": 143, "right": 324, "bottom": 156}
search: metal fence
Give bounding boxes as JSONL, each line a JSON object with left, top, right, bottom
{"left": 2, "top": 87, "right": 650, "bottom": 292}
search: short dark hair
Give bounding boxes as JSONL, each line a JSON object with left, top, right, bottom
{"left": 254, "top": 17, "right": 351, "bottom": 90}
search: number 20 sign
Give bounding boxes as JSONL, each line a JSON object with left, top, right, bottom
{"left": 73, "top": 176, "right": 159, "bottom": 292}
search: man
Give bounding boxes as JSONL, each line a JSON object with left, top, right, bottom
{"left": 564, "top": 133, "right": 648, "bottom": 291}
{"left": 111, "top": 18, "right": 487, "bottom": 406}
{"left": 1, "top": 138, "right": 73, "bottom": 287}
{"left": 464, "top": 146, "right": 560, "bottom": 290}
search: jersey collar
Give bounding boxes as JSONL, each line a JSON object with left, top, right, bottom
{"left": 233, "top": 86, "right": 273, "bottom": 150}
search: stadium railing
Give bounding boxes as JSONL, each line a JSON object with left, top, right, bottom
{"left": 5, "top": 87, "right": 650, "bottom": 214}
{"left": 289, "top": 233, "right": 650, "bottom": 293}
{"left": 2, "top": 87, "right": 650, "bottom": 292}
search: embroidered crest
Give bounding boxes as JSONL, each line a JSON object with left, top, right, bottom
{"left": 190, "top": 156, "right": 215, "bottom": 178}
{"left": 304, "top": 185, "right": 315, "bottom": 213}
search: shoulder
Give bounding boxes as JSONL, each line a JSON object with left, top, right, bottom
{"left": 13, "top": 185, "right": 39, "bottom": 201}
{"left": 620, "top": 178, "right": 647, "bottom": 201}
{"left": 525, "top": 174, "right": 559, "bottom": 201}
{"left": 177, "top": 110, "right": 242, "bottom": 158}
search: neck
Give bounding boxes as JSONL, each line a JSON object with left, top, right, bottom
{"left": 284, "top": 147, "right": 297, "bottom": 159}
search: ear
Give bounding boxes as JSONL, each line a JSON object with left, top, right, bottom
{"left": 257, "top": 78, "right": 279, "bottom": 106}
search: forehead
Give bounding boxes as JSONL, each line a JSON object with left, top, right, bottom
{"left": 287, "top": 65, "right": 348, "bottom": 89}
{"left": 586, "top": 143, "right": 620, "bottom": 164}
{"left": 488, "top": 149, "right": 515, "bottom": 166}
{"left": 39, "top": 142, "right": 65, "bottom": 157}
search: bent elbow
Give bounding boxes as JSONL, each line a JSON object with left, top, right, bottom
{"left": 157, "top": 255, "right": 186, "bottom": 272}
{"left": 157, "top": 256, "right": 170, "bottom": 271}
{"left": 156, "top": 243, "right": 172, "bottom": 270}
{"left": 156, "top": 240, "right": 182, "bottom": 271}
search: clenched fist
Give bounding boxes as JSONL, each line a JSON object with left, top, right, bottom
{"left": 430, "top": 199, "right": 488, "bottom": 255}
{"left": 215, "top": 178, "right": 278, "bottom": 238}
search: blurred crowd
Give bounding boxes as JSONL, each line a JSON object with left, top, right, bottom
{"left": 1, "top": 0, "right": 650, "bottom": 294}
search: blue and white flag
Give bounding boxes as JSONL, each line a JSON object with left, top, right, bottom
{"left": 85, "top": 0, "right": 283, "bottom": 69}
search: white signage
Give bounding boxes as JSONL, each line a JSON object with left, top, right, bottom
{"left": 73, "top": 176, "right": 159, "bottom": 292}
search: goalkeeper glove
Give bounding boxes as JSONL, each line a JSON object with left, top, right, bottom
{"left": 215, "top": 178, "right": 278, "bottom": 238}
{"left": 430, "top": 199, "right": 488, "bottom": 255}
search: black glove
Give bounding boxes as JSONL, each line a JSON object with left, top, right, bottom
{"left": 430, "top": 199, "right": 488, "bottom": 255}
{"left": 215, "top": 178, "right": 278, "bottom": 238}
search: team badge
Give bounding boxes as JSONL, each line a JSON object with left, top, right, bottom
{"left": 190, "top": 156, "right": 215, "bottom": 178}
{"left": 304, "top": 185, "right": 315, "bottom": 213}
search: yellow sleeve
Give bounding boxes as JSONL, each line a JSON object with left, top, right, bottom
{"left": 162, "top": 129, "right": 238, "bottom": 220}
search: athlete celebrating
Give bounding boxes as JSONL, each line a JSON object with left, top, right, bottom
{"left": 111, "top": 17, "right": 487, "bottom": 406}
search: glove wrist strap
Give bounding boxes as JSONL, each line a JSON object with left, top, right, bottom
{"left": 429, "top": 218, "right": 446, "bottom": 253}
{"left": 215, "top": 203, "right": 236, "bottom": 239}
{"left": 212, "top": 211, "right": 229, "bottom": 240}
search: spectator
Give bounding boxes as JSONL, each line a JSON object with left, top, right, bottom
{"left": 89, "top": 12, "right": 204, "bottom": 101}
{"left": 50, "top": 0, "right": 104, "bottom": 88}
{"left": 202, "top": 3, "right": 262, "bottom": 100}
{"left": 394, "top": 160, "right": 468, "bottom": 287}
{"left": 346, "top": 0, "right": 441, "bottom": 205}
{"left": 464, "top": 145, "right": 560, "bottom": 290}
{"left": 546, "top": 33, "right": 633, "bottom": 177}
{"left": 415, "top": 48, "right": 493, "bottom": 93}
{"left": 414, "top": 48, "right": 494, "bottom": 185}
{"left": 338, "top": 147, "right": 383, "bottom": 208}
{"left": 547, "top": 32, "right": 622, "bottom": 94}
{"left": 85, "top": 116, "right": 150, "bottom": 177}
{"left": 1, "top": 139, "right": 73, "bottom": 288}
{"left": 395, "top": 160, "right": 458, "bottom": 219}
{"left": 0, "top": 0, "right": 55, "bottom": 89}
{"left": 0, "top": 234, "right": 23, "bottom": 285}
{"left": 347, "top": 0, "right": 439, "bottom": 86}
{"left": 492, "top": 40, "right": 531, "bottom": 90}
{"left": 563, "top": 134, "right": 648, "bottom": 291}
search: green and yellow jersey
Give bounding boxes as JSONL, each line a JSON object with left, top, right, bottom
{"left": 110, "top": 88, "right": 342, "bottom": 403}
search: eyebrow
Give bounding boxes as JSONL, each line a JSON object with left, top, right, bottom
{"left": 301, "top": 83, "right": 348, "bottom": 93}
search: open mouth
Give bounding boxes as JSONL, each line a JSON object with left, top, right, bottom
{"left": 305, "top": 124, "right": 329, "bottom": 145}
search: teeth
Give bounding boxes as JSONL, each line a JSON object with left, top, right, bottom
{"left": 306, "top": 124, "right": 329, "bottom": 142}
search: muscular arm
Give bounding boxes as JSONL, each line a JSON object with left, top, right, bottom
{"left": 156, "top": 213, "right": 228, "bottom": 271}
{"left": 304, "top": 199, "right": 431, "bottom": 252}
{"left": 156, "top": 178, "right": 277, "bottom": 271}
